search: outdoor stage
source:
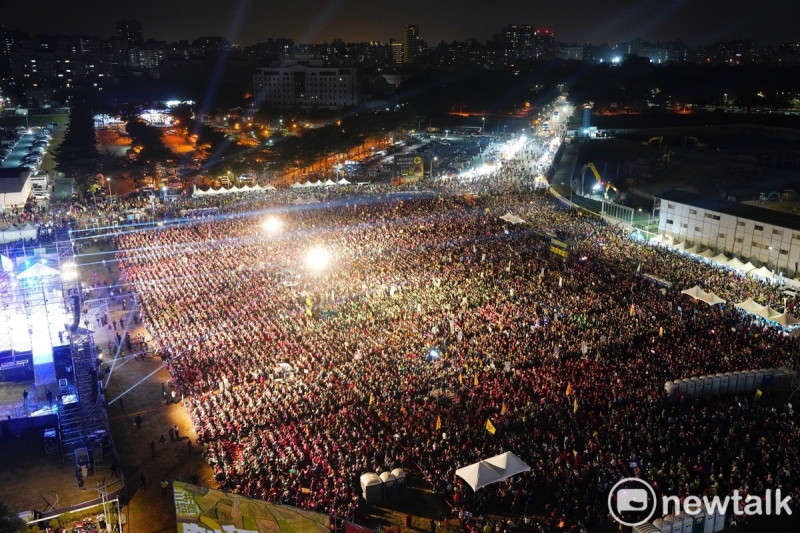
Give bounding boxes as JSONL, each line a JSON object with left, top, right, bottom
{"left": 0, "top": 252, "right": 73, "bottom": 397}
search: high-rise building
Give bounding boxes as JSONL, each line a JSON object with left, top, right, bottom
{"left": 253, "top": 63, "right": 358, "bottom": 109}
{"left": 403, "top": 25, "right": 419, "bottom": 64}
{"left": 389, "top": 39, "right": 403, "bottom": 65}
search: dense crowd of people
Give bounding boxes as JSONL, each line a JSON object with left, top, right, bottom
{"left": 113, "top": 147, "right": 799, "bottom": 532}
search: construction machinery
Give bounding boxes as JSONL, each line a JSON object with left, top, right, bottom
{"left": 582, "top": 162, "right": 620, "bottom": 199}
{"left": 648, "top": 136, "right": 663, "bottom": 146}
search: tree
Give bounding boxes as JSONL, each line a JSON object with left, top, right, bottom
{"left": 0, "top": 501, "right": 26, "bottom": 533}
{"left": 56, "top": 101, "right": 101, "bottom": 199}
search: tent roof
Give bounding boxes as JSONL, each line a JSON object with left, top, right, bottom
{"left": 455, "top": 452, "right": 531, "bottom": 492}
{"left": 17, "top": 261, "right": 60, "bottom": 279}
{"left": 735, "top": 298, "right": 771, "bottom": 319}
{"left": 697, "top": 249, "right": 715, "bottom": 259}
{"left": 711, "top": 253, "right": 729, "bottom": 264}
{"left": 685, "top": 245, "right": 700, "bottom": 254}
{"left": 750, "top": 266, "right": 774, "bottom": 278}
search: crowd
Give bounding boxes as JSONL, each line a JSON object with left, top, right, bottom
{"left": 113, "top": 149, "right": 799, "bottom": 532}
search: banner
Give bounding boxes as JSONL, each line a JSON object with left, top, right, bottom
{"left": 173, "top": 481, "right": 330, "bottom": 533}
{"left": 485, "top": 419, "right": 496, "bottom": 435}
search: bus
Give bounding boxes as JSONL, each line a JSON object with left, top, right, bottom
{"left": 542, "top": 122, "right": 550, "bottom": 131}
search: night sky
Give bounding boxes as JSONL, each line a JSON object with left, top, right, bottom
{"left": 3, "top": 0, "right": 798, "bottom": 47}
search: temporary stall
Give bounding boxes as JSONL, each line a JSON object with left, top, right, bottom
{"left": 291, "top": 182, "right": 304, "bottom": 188}
{"left": 711, "top": 373, "right": 723, "bottom": 395}
{"left": 710, "top": 253, "right": 729, "bottom": 264}
{"left": 671, "top": 241, "right": 687, "bottom": 251}
{"left": 686, "top": 377, "right": 698, "bottom": 396}
{"left": 718, "top": 373, "right": 730, "bottom": 395}
{"left": 689, "top": 513, "right": 706, "bottom": 533}
{"left": 18, "top": 223, "right": 37, "bottom": 240}
{"left": 750, "top": 265, "right": 775, "bottom": 279}
{"left": 360, "top": 473, "right": 383, "bottom": 504}
{"left": 323, "top": 179, "right": 337, "bottom": 186}
{"left": 734, "top": 298, "right": 771, "bottom": 319}
{"left": 337, "top": 178, "right": 351, "bottom": 185}
{"left": 697, "top": 249, "right": 716, "bottom": 259}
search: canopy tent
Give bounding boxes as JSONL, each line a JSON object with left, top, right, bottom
{"left": 697, "top": 249, "right": 716, "bottom": 259}
{"left": 323, "top": 179, "right": 337, "bottom": 186}
{"left": 499, "top": 213, "right": 526, "bottom": 225}
{"left": 291, "top": 182, "right": 304, "bottom": 188}
{"left": 710, "top": 253, "right": 729, "bottom": 264}
{"left": 680, "top": 286, "right": 726, "bottom": 306}
{"left": 455, "top": 452, "right": 531, "bottom": 492}
{"left": 766, "top": 309, "right": 800, "bottom": 326}
{"left": 735, "top": 298, "right": 771, "bottom": 319}
{"left": 263, "top": 183, "right": 277, "bottom": 190}
{"left": 337, "top": 178, "right": 351, "bottom": 185}
{"left": 649, "top": 234, "right": 664, "bottom": 243}
{"left": 740, "top": 261, "right": 758, "bottom": 273}
{"left": 671, "top": 241, "right": 687, "bottom": 251}
{"left": 18, "top": 223, "right": 37, "bottom": 240}
{"left": 726, "top": 257, "right": 755, "bottom": 273}
{"left": 685, "top": 245, "right": 700, "bottom": 254}
{"left": 749, "top": 265, "right": 774, "bottom": 279}
{"left": 17, "top": 261, "right": 60, "bottom": 279}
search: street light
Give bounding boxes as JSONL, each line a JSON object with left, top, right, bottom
{"left": 482, "top": 117, "right": 485, "bottom": 134}
{"left": 429, "top": 156, "right": 438, "bottom": 178}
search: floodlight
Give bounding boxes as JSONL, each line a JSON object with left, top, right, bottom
{"left": 305, "top": 246, "right": 331, "bottom": 271}
{"left": 262, "top": 216, "right": 282, "bottom": 234}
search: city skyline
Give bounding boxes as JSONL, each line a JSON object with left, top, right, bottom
{"left": 3, "top": 0, "right": 799, "bottom": 48}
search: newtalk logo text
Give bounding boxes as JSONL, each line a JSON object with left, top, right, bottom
{"left": 608, "top": 477, "right": 793, "bottom": 527}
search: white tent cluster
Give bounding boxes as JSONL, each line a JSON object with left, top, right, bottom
{"left": 0, "top": 223, "right": 38, "bottom": 244}
{"left": 455, "top": 451, "right": 531, "bottom": 492}
{"left": 499, "top": 212, "right": 526, "bottom": 225}
{"left": 734, "top": 298, "right": 800, "bottom": 326}
{"left": 290, "top": 178, "right": 352, "bottom": 189}
{"left": 680, "top": 286, "right": 726, "bottom": 306}
{"left": 193, "top": 184, "right": 276, "bottom": 197}
{"left": 651, "top": 235, "right": 778, "bottom": 281}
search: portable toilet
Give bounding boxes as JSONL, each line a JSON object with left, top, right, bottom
{"left": 702, "top": 510, "right": 714, "bottom": 533}
{"left": 733, "top": 371, "right": 747, "bottom": 393}
{"left": 719, "top": 373, "right": 730, "bottom": 394}
{"left": 713, "top": 507, "right": 725, "bottom": 532}
{"left": 675, "top": 513, "right": 693, "bottom": 533}
{"left": 687, "top": 377, "right": 699, "bottom": 397}
{"left": 676, "top": 379, "right": 689, "bottom": 397}
{"left": 753, "top": 369, "right": 765, "bottom": 390}
{"left": 690, "top": 512, "right": 705, "bottom": 533}
{"left": 633, "top": 524, "right": 660, "bottom": 533}
{"left": 653, "top": 517, "right": 672, "bottom": 533}
{"left": 661, "top": 514, "right": 676, "bottom": 533}
{"left": 702, "top": 376, "right": 713, "bottom": 397}
{"left": 744, "top": 371, "right": 756, "bottom": 391}
{"left": 665, "top": 381, "right": 677, "bottom": 397}
{"left": 360, "top": 473, "right": 383, "bottom": 504}
{"left": 711, "top": 374, "right": 723, "bottom": 395}
{"left": 380, "top": 471, "right": 397, "bottom": 499}
{"left": 726, "top": 372, "right": 739, "bottom": 394}
{"left": 391, "top": 468, "right": 407, "bottom": 495}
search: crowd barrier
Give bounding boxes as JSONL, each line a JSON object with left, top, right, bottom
{"left": 664, "top": 367, "right": 796, "bottom": 398}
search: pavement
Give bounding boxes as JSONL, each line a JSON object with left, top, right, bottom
{"left": 76, "top": 240, "right": 215, "bottom": 532}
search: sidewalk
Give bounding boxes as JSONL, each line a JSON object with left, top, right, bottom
{"left": 77, "top": 243, "right": 215, "bottom": 532}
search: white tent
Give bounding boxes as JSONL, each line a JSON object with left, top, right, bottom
{"left": 697, "top": 249, "right": 715, "bottom": 259}
{"left": 749, "top": 265, "right": 774, "bottom": 279}
{"left": 672, "top": 241, "right": 686, "bottom": 251}
{"left": 685, "top": 245, "right": 700, "bottom": 254}
{"left": 500, "top": 213, "right": 526, "bottom": 225}
{"left": 323, "top": 179, "right": 337, "bottom": 186}
{"left": 703, "top": 291, "right": 726, "bottom": 306}
{"left": 17, "top": 261, "right": 60, "bottom": 279}
{"left": 263, "top": 183, "right": 277, "bottom": 190}
{"left": 766, "top": 310, "right": 800, "bottom": 326}
{"left": 291, "top": 182, "right": 304, "bottom": 188}
{"left": 740, "top": 261, "right": 758, "bottom": 274}
{"left": 735, "top": 298, "right": 771, "bottom": 319}
{"left": 337, "top": 178, "right": 351, "bottom": 185}
{"left": 456, "top": 452, "right": 530, "bottom": 492}
{"left": 711, "top": 253, "right": 729, "bottom": 264}
{"left": 2, "top": 225, "right": 22, "bottom": 243}
{"left": 726, "top": 257, "right": 749, "bottom": 272}
{"left": 681, "top": 286, "right": 726, "bottom": 306}
{"left": 18, "top": 223, "right": 38, "bottom": 240}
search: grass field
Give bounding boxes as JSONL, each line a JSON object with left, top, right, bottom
{"left": 0, "top": 113, "right": 68, "bottom": 129}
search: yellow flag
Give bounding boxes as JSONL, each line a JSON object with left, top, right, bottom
{"left": 369, "top": 393, "right": 374, "bottom": 406}
{"left": 436, "top": 416, "right": 442, "bottom": 430}
{"left": 754, "top": 389, "right": 762, "bottom": 400}
{"left": 501, "top": 402, "right": 507, "bottom": 415}
{"left": 459, "top": 374, "right": 463, "bottom": 386}
{"left": 565, "top": 383, "right": 572, "bottom": 397}
{"left": 659, "top": 326, "right": 663, "bottom": 337}
{"left": 474, "top": 374, "right": 479, "bottom": 387}
{"left": 573, "top": 398, "right": 578, "bottom": 414}
{"left": 486, "top": 419, "right": 496, "bottom": 435}
{"left": 629, "top": 303, "right": 634, "bottom": 317}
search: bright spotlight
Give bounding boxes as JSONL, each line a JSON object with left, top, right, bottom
{"left": 305, "top": 246, "right": 331, "bottom": 272}
{"left": 262, "top": 216, "right": 282, "bottom": 234}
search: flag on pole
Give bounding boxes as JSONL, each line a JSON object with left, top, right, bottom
{"left": 754, "top": 389, "right": 763, "bottom": 401}
{"left": 368, "top": 393, "right": 374, "bottom": 406}
{"left": 573, "top": 398, "right": 578, "bottom": 414}
{"left": 459, "top": 374, "right": 464, "bottom": 386}
{"left": 485, "top": 419, "right": 496, "bottom": 435}
{"left": 474, "top": 374, "right": 479, "bottom": 387}
{"left": 436, "top": 415, "right": 442, "bottom": 430}
{"left": 629, "top": 303, "right": 635, "bottom": 317}
{"left": 659, "top": 326, "right": 663, "bottom": 337}
{"left": 501, "top": 402, "right": 507, "bottom": 415}
{"left": 565, "top": 383, "right": 572, "bottom": 397}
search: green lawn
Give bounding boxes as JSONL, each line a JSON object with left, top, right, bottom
{"left": 0, "top": 113, "right": 68, "bottom": 128}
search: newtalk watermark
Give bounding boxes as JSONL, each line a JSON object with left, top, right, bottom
{"left": 608, "top": 477, "right": 793, "bottom": 527}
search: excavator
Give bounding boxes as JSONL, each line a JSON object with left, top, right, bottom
{"left": 641, "top": 136, "right": 663, "bottom": 146}
{"left": 582, "top": 162, "right": 620, "bottom": 200}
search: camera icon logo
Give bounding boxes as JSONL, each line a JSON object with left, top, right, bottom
{"left": 608, "top": 477, "right": 657, "bottom": 527}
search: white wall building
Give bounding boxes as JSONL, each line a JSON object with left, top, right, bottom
{"left": 0, "top": 169, "right": 32, "bottom": 211}
{"left": 658, "top": 189, "right": 800, "bottom": 275}
{"left": 253, "top": 64, "right": 358, "bottom": 109}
